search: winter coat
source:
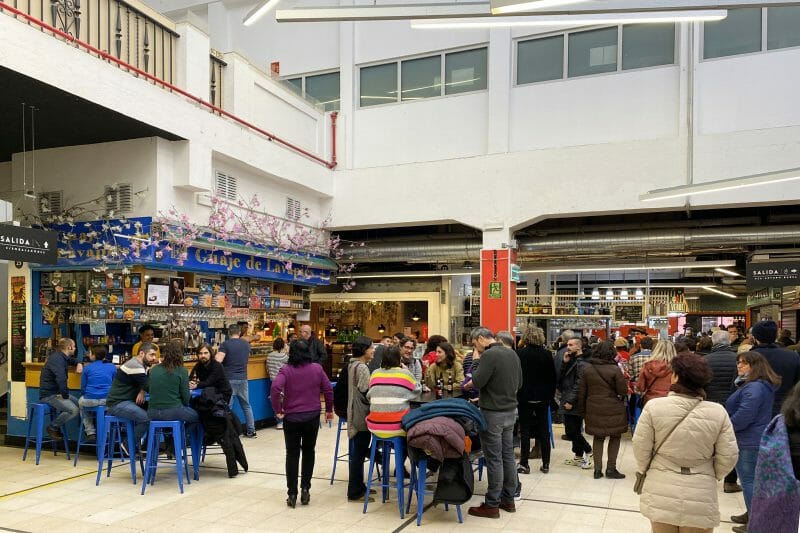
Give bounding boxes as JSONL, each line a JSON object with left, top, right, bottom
{"left": 407, "top": 416, "right": 465, "bottom": 462}
{"left": 753, "top": 343, "right": 800, "bottom": 416}
{"left": 577, "top": 358, "right": 628, "bottom": 437}
{"left": 636, "top": 360, "right": 673, "bottom": 405}
{"left": 704, "top": 344, "right": 738, "bottom": 404}
{"left": 726, "top": 379, "right": 777, "bottom": 450}
{"left": 517, "top": 344, "right": 557, "bottom": 404}
{"left": 633, "top": 393, "right": 739, "bottom": 529}
{"left": 192, "top": 386, "right": 248, "bottom": 477}
{"left": 558, "top": 355, "right": 588, "bottom": 416}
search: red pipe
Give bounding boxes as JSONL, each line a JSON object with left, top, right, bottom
{"left": 0, "top": 1, "right": 337, "bottom": 169}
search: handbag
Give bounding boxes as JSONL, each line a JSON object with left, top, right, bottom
{"left": 633, "top": 400, "right": 701, "bottom": 495}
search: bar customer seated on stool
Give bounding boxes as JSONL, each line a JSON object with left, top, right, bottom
{"left": 78, "top": 346, "right": 118, "bottom": 442}
{"left": 148, "top": 340, "right": 200, "bottom": 447}
{"left": 106, "top": 342, "right": 158, "bottom": 449}
{"left": 39, "top": 337, "right": 83, "bottom": 439}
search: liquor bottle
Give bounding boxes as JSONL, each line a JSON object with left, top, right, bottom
{"left": 447, "top": 372, "right": 454, "bottom": 395}
{"left": 436, "top": 378, "right": 444, "bottom": 399}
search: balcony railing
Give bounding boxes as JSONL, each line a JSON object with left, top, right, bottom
{"left": 209, "top": 50, "right": 226, "bottom": 110}
{"left": 5, "top": 0, "right": 177, "bottom": 84}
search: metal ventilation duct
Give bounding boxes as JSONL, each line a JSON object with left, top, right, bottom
{"left": 343, "top": 240, "right": 482, "bottom": 263}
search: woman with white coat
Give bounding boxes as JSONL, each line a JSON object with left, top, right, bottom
{"left": 633, "top": 352, "right": 739, "bottom": 533}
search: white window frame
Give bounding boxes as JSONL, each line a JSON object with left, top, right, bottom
{"left": 699, "top": 6, "right": 800, "bottom": 62}
{"left": 280, "top": 68, "right": 341, "bottom": 110}
{"left": 357, "top": 44, "right": 489, "bottom": 110}
{"left": 514, "top": 23, "right": 679, "bottom": 88}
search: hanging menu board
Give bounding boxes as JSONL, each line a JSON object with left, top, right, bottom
{"left": 10, "top": 276, "right": 27, "bottom": 382}
{"left": 614, "top": 304, "right": 644, "bottom": 323}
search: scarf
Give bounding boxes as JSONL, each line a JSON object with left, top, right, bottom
{"left": 749, "top": 415, "right": 800, "bottom": 533}
{"left": 669, "top": 382, "right": 707, "bottom": 400}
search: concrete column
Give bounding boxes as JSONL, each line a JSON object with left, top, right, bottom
{"left": 221, "top": 52, "right": 253, "bottom": 119}
{"left": 339, "top": 16, "right": 356, "bottom": 170}
{"left": 487, "top": 27, "right": 512, "bottom": 155}
{"left": 175, "top": 21, "right": 211, "bottom": 99}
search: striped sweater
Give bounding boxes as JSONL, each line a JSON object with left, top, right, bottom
{"left": 366, "top": 367, "right": 421, "bottom": 438}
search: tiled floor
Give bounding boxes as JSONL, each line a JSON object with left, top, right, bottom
{"left": 0, "top": 420, "right": 746, "bottom": 532}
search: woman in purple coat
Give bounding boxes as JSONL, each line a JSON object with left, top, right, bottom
{"left": 270, "top": 340, "right": 334, "bottom": 508}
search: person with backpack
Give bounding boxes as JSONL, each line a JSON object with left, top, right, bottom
{"left": 344, "top": 336, "right": 376, "bottom": 502}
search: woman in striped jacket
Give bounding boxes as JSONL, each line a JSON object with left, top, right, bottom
{"left": 366, "top": 345, "right": 421, "bottom": 438}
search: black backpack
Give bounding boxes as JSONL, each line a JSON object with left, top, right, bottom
{"left": 333, "top": 359, "right": 350, "bottom": 419}
{"left": 433, "top": 453, "right": 474, "bottom": 505}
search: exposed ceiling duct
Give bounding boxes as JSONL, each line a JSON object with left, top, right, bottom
{"left": 345, "top": 224, "right": 800, "bottom": 264}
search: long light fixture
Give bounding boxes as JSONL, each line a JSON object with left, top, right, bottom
{"left": 492, "top": 0, "right": 799, "bottom": 16}
{"left": 703, "top": 286, "right": 738, "bottom": 299}
{"left": 342, "top": 270, "right": 478, "bottom": 279}
{"left": 277, "top": 2, "right": 489, "bottom": 22}
{"left": 640, "top": 167, "right": 800, "bottom": 202}
{"left": 492, "top": 0, "right": 586, "bottom": 15}
{"left": 244, "top": 0, "right": 282, "bottom": 26}
{"left": 715, "top": 267, "right": 742, "bottom": 277}
{"left": 411, "top": 10, "right": 725, "bottom": 28}
{"left": 519, "top": 260, "right": 735, "bottom": 274}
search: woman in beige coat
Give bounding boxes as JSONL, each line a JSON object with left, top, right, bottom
{"left": 633, "top": 352, "right": 739, "bottom": 533}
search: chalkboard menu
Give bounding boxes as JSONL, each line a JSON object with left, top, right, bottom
{"left": 614, "top": 304, "right": 644, "bottom": 323}
{"left": 10, "top": 276, "right": 27, "bottom": 382}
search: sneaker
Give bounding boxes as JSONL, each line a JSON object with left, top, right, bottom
{"left": 517, "top": 463, "right": 530, "bottom": 474}
{"left": 467, "top": 503, "right": 500, "bottom": 519}
{"left": 245, "top": 431, "right": 258, "bottom": 439}
{"left": 46, "top": 425, "right": 63, "bottom": 439}
{"left": 564, "top": 456, "right": 583, "bottom": 467}
{"left": 581, "top": 454, "right": 594, "bottom": 470}
{"left": 119, "top": 439, "right": 130, "bottom": 457}
{"left": 514, "top": 482, "right": 522, "bottom": 501}
{"left": 605, "top": 469, "right": 626, "bottom": 479}
{"left": 85, "top": 433, "right": 96, "bottom": 443}
{"left": 276, "top": 421, "right": 284, "bottom": 430}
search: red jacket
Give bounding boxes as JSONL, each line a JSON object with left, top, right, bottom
{"left": 636, "top": 360, "right": 672, "bottom": 405}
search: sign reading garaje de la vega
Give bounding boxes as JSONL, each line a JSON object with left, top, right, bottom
{"left": 747, "top": 260, "right": 800, "bottom": 289}
{"left": 0, "top": 224, "right": 58, "bottom": 264}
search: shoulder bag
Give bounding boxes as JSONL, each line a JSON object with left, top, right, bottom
{"left": 634, "top": 400, "right": 701, "bottom": 494}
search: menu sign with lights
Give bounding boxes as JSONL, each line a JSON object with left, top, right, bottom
{"left": 747, "top": 261, "right": 800, "bottom": 289}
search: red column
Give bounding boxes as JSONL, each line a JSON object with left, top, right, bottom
{"left": 480, "top": 249, "right": 517, "bottom": 334}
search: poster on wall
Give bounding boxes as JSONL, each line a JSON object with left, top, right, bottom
{"left": 146, "top": 282, "right": 169, "bottom": 306}
{"left": 169, "top": 277, "right": 185, "bottom": 306}
{"left": 10, "top": 276, "right": 27, "bottom": 382}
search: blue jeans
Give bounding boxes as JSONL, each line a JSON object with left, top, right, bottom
{"left": 229, "top": 379, "right": 255, "bottom": 433}
{"left": 736, "top": 448, "right": 758, "bottom": 513}
{"left": 107, "top": 401, "right": 149, "bottom": 444}
{"left": 149, "top": 406, "right": 200, "bottom": 436}
{"left": 43, "top": 395, "right": 80, "bottom": 427}
{"left": 479, "top": 408, "right": 518, "bottom": 507}
{"left": 78, "top": 397, "right": 106, "bottom": 435}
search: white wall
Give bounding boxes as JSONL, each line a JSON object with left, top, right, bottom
{"left": 0, "top": 162, "right": 11, "bottom": 191}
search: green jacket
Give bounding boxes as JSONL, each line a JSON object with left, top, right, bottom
{"left": 472, "top": 343, "right": 522, "bottom": 411}
{"left": 147, "top": 365, "right": 190, "bottom": 410}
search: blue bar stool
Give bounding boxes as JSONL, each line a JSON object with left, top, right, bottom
{"left": 330, "top": 416, "right": 350, "bottom": 484}
{"left": 406, "top": 455, "right": 463, "bottom": 526}
{"left": 363, "top": 434, "right": 406, "bottom": 518}
{"left": 22, "top": 402, "right": 71, "bottom": 465}
{"left": 547, "top": 408, "right": 555, "bottom": 448}
{"left": 96, "top": 415, "right": 141, "bottom": 485}
{"left": 75, "top": 405, "right": 105, "bottom": 466}
{"left": 471, "top": 454, "right": 485, "bottom": 481}
{"left": 141, "top": 420, "right": 192, "bottom": 494}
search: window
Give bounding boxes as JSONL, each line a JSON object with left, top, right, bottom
{"left": 215, "top": 172, "right": 238, "bottom": 201}
{"left": 703, "top": 8, "right": 762, "bottom": 59}
{"left": 568, "top": 27, "right": 618, "bottom": 78}
{"left": 401, "top": 56, "right": 441, "bottom": 101}
{"left": 768, "top": 6, "right": 800, "bottom": 50}
{"left": 517, "top": 35, "right": 564, "bottom": 84}
{"left": 445, "top": 48, "right": 488, "bottom": 94}
{"left": 286, "top": 77, "right": 302, "bottom": 95}
{"left": 305, "top": 71, "right": 340, "bottom": 111}
{"left": 622, "top": 24, "right": 675, "bottom": 70}
{"left": 360, "top": 63, "right": 398, "bottom": 107}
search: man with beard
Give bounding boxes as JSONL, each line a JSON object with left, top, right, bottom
{"left": 106, "top": 342, "right": 158, "bottom": 449}
{"left": 190, "top": 343, "right": 232, "bottom": 403}
{"left": 399, "top": 337, "right": 422, "bottom": 384}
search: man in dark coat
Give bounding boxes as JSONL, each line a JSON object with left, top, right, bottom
{"left": 558, "top": 337, "right": 592, "bottom": 468}
{"left": 752, "top": 320, "right": 800, "bottom": 416}
{"left": 39, "top": 338, "right": 83, "bottom": 438}
{"left": 516, "top": 327, "right": 556, "bottom": 474}
{"left": 704, "top": 329, "right": 742, "bottom": 493}
{"left": 300, "top": 324, "right": 327, "bottom": 364}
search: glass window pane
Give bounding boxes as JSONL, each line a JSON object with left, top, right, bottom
{"left": 622, "top": 23, "right": 675, "bottom": 70}
{"left": 360, "top": 63, "right": 398, "bottom": 107}
{"left": 401, "top": 55, "right": 442, "bottom": 101}
{"left": 703, "top": 8, "right": 762, "bottom": 59}
{"left": 568, "top": 27, "right": 618, "bottom": 78}
{"left": 445, "top": 48, "right": 488, "bottom": 95}
{"left": 768, "top": 6, "right": 800, "bottom": 50}
{"left": 305, "top": 71, "right": 340, "bottom": 112}
{"left": 285, "top": 77, "right": 302, "bottom": 95}
{"left": 517, "top": 35, "right": 564, "bottom": 84}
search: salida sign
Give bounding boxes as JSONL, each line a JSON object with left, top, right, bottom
{"left": 747, "top": 261, "right": 800, "bottom": 288}
{"left": 0, "top": 224, "right": 58, "bottom": 264}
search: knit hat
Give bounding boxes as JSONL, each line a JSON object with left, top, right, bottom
{"left": 614, "top": 337, "right": 628, "bottom": 348}
{"left": 752, "top": 320, "right": 779, "bottom": 344}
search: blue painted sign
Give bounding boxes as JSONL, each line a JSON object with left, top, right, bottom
{"left": 49, "top": 217, "right": 334, "bottom": 285}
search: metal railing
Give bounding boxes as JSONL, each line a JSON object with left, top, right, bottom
{"left": 5, "top": 0, "right": 177, "bottom": 84}
{"left": 209, "top": 50, "right": 226, "bottom": 110}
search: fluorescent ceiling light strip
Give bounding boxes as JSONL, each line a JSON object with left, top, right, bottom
{"left": 714, "top": 267, "right": 742, "bottom": 277}
{"left": 519, "top": 260, "right": 735, "bottom": 274}
{"left": 490, "top": 0, "right": 799, "bottom": 16}
{"left": 703, "top": 286, "right": 738, "bottom": 299}
{"left": 586, "top": 283, "right": 714, "bottom": 289}
{"left": 276, "top": 2, "right": 490, "bottom": 22}
{"left": 412, "top": 9, "right": 726, "bottom": 28}
{"left": 640, "top": 167, "right": 800, "bottom": 202}
{"left": 244, "top": 0, "right": 282, "bottom": 26}
{"left": 343, "top": 270, "right": 478, "bottom": 279}
{"left": 492, "top": 0, "right": 586, "bottom": 15}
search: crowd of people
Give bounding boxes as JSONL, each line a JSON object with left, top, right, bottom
{"left": 37, "top": 319, "right": 800, "bottom": 532}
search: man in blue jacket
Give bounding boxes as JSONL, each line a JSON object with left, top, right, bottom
{"left": 78, "top": 346, "right": 118, "bottom": 442}
{"left": 39, "top": 338, "right": 83, "bottom": 439}
{"left": 752, "top": 320, "right": 800, "bottom": 416}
